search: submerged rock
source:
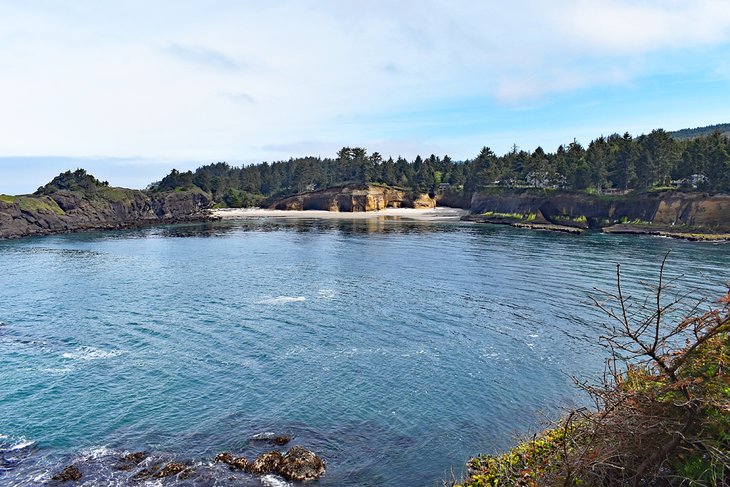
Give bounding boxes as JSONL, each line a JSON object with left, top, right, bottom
{"left": 247, "top": 451, "right": 283, "bottom": 475}
{"left": 122, "top": 451, "right": 147, "bottom": 464}
{"left": 51, "top": 465, "right": 82, "bottom": 481}
{"left": 215, "top": 452, "right": 249, "bottom": 470}
{"left": 272, "top": 436, "right": 292, "bottom": 446}
{"left": 278, "top": 446, "right": 326, "bottom": 481}
{"left": 152, "top": 461, "right": 191, "bottom": 479}
{"left": 112, "top": 451, "right": 147, "bottom": 470}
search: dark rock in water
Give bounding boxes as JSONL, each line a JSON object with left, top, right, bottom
{"left": 215, "top": 452, "right": 248, "bottom": 470}
{"left": 113, "top": 451, "right": 148, "bottom": 470}
{"left": 278, "top": 446, "right": 326, "bottom": 481}
{"left": 215, "top": 452, "right": 235, "bottom": 464}
{"left": 122, "top": 451, "right": 147, "bottom": 464}
{"left": 131, "top": 466, "right": 157, "bottom": 480}
{"left": 51, "top": 465, "right": 82, "bottom": 481}
{"left": 152, "top": 462, "right": 191, "bottom": 479}
{"left": 250, "top": 432, "right": 292, "bottom": 446}
{"left": 246, "top": 451, "right": 283, "bottom": 475}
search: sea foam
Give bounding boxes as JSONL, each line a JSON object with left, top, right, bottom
{"left": 62, "top": 346, "right": 122, "bottom": 361}
{"left": 255, "top": 296, "right": 306, "bottom": 305}
{"left": 261, "top": 474, "right": 292, "bottom": 487}
{"left": 0, "top": 435, "right": 35, "bottom": 452}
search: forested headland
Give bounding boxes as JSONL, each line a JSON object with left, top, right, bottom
{"left": 151, "top": 125, "right": 730, "bottom": 208}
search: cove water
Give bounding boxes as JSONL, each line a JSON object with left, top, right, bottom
{"left": 1, "top": 218, "right": 728, "bottom": 486}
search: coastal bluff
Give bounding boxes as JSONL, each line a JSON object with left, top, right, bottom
{"left": 0, "top": 170, "right": 213, "bottom": 240}
{"left": 461, "top": 189, "right": 730, "bottom": 237}
{"left": 268, "top": 184, "right": 436, "bottom": 211}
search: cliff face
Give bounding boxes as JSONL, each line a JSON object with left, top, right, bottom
{"left": 0, "top": 188, "right": 213, "bottom": 240}
{"left": 468, "top": 190, "right": 730, "bottom": 231}
{"left": 269, "top": 185, "right": 436, "bottom": 211}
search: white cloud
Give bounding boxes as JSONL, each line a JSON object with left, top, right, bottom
{"left": 557, "top": 0, "right": 730, "bottom": 54}
{"left": 0, "top": 0, "right": 728, "bottom": 176}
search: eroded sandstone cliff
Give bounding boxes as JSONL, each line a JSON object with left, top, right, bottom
{"left": 269, "top": 185, "right": 436, "bottom": 211}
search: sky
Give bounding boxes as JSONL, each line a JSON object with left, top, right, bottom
{"left": 1, "top": 0, "right": 730, "bottom": 194}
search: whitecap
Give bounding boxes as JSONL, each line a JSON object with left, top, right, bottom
{"left": 250, "top": 432, "right": 276, "bottom": 440}
{"left": 261, "top": 474, "right": 292, "bottom": 487}
{"left": 255, "top": 296, "right": 306, "bottom": 305}
{"left": 41, "top": 366, "right": 74, "bottom": 375}
{"left": 0, "top": 436, "right": 35, "bottom": 452}
{"left": 62, "top": 346, "right": 122, "bottom": 361}
{"left": 317, "top": 289, "right": 335, "bottom": 299}
{"left": 79, "top": 445, "right": 114, "bottom": 460}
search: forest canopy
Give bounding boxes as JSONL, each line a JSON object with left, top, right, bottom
{"left": 151, "top": 128, "right": 730, "bottom": 207}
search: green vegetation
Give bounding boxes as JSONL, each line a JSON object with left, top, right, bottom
{"left": 482, "top": 211, "right": 527, "bottom": 220}
{"left": 16, "top": 196, "right": 64, "bottom": 214}
{"left": 459, "top": 258, "right": 730, "bottom": 486}
{"left": 618, "top": 217, "right": 651, "bottom": 225}
{"left": 149, "top": 127, "right": 730, "bottom": 208}
{"left": 0, "top": 194, "right": 16, "bottom": 203}
{"left": 34, "top": 168, "right": 110, "bottom": 196}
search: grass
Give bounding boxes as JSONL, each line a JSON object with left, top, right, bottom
{"left": 98, "top": 187, "right": 137, "bottom": 203}
{"left": 618, "top": 216, "right": 651, "bottom": 225}
{"left": 0, "top": 194, "right": 16, "bottom": 203}
{"left": 482, "top": 211, "right": 536, "bottom": 221}
{"left": 16, "top": 196, "right": 65, "bottom": 215}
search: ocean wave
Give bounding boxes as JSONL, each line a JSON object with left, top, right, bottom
{"left": 317, "top": 289, "right": 336, "bottom": 299}
{"left": 0, "top": 436, "right": 35, "bottom": 453}
{"left": 61, "top": 346, "right": 122, "bottom": 361}
{"left": 78, "top": 445, "right": 114, "bottom": 460}
{"left": 255, "top": 296, "right": 306, "bottom": 305}
{"left": 0, "top": 435, "right": 35, "bottom": 474}
{"left": 41, "top": 366, "right": 75, "bottom": 375}
{"left": 250, "top": 431, "right": 277, "bottom": 440}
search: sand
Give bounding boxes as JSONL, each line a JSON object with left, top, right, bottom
{"left": 212, "top": 207, "right": 468, "bottom": 222}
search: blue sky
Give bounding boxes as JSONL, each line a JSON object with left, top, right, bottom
{"left": 1, "top": 0, "right": 730, "bottom": 194}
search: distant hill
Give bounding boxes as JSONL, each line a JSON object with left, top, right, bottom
{"left": 668, "top": 122, "right": 730, "bottom": 140}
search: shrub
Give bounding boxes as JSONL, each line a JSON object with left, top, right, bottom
{"left": 460, "top": 254, "right": 730, "bottom": 486}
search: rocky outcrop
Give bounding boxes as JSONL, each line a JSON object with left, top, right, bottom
{"left": 467, "top": 189, "right": 730, "bottom": 233}
{"left": 51, "top": 465, "right": 82, "bottom": 482}
{"left": 214, "top": 447, "right": 325, "bottom": 480}
{"left": 247, "top": 451, "right": 283, "bottom": 475}
{"left": 0, "top": 187, "right": 213, "bottom": 240}
{"left": 269, "top": 185, "right": 435, "bottom": 211}
{"left": 278, "top": 446, "right": 327, "bottom": 481}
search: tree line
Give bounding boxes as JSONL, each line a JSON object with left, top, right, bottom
{"left": 152, "top": 129, "right": 730, "bottom": 206}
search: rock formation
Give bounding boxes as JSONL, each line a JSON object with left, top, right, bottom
{"left": 51, "top": 465, "right": 82, "bottom": 481}
{"left": 466, "top": 189, "right": 730, "bottom": 234}
{"left": 0, "top": 179, "right": 213, "bottom": 240}
{"left": 269, "top": 185, "right": 435, "bottom": 211}
{"left": 278, "top": 446, "right": 327, "bottom": 481}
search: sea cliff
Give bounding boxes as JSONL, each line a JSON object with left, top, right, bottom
{"left": 458, "top": 189, "right": 730, "bottom": 239}
{"left": 0, "top": 175, "right": 213, "bottom": 240}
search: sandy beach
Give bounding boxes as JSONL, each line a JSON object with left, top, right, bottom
{"left": 212, "top": 207, "right": 469, "bottom": 222}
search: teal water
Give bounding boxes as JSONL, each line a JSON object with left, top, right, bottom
{"left": 1, "top": 219, "right": 728, "bottom": 486}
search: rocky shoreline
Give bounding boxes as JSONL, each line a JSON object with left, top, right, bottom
{"left": 2, "top": 172, "right": 728, "bottom": 242}
{"left": 0, "top": 188, "right": 216, "bottom": 240}
{"left": 457, "top": 189, "right": 730, "bottom": 241}
{"left": 462, "top": 214, "right": 730, "bottom": 241}
{"left": 40, "top": 440, "right": 326, "bottom": 484}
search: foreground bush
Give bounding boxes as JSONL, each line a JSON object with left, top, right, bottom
{"left": 461, "top": 256, "right": 730, "bottom": 486}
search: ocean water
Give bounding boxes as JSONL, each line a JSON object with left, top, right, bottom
{"left": 0, "top": 218, "right": 728, "bottom": 486}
